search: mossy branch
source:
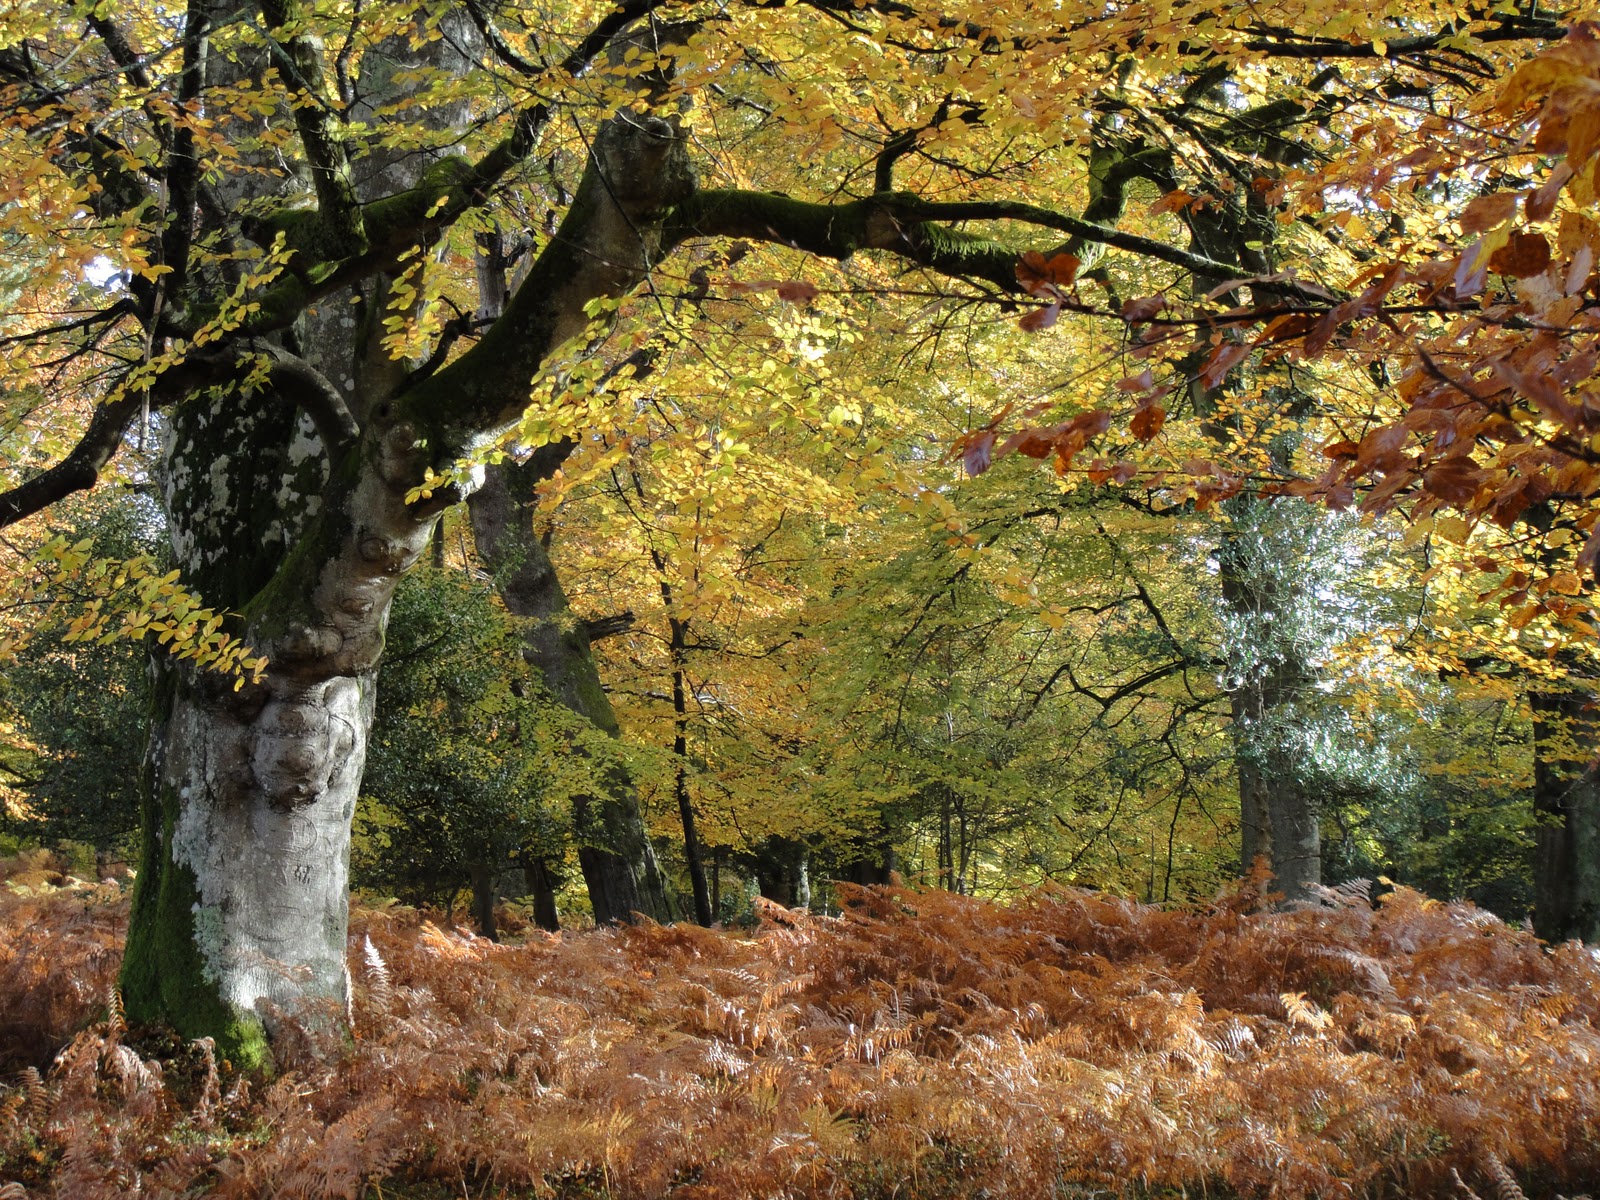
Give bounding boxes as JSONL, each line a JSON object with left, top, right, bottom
{"left": 667, "top": 188, "right": 1259, "bottom": 292}
{"left": 258, "top": 0, "right": 365, "bottom": 255}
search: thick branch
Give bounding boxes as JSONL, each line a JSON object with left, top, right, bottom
{"left": 0, "top": 341, "right": 356, "bottom": 530}
{"left": 668, "top": 188, "right": 1283, "bottom": 295}
{"left": 260, "top": 344, "right": 361, "bottom": 455}
{"left": 1238, "top": 16, "right": 1566, "bottom": 59}
{"left": 454, "top": 0, "right": 673, "bottom": 198}
{"left": 88, "top": 15, "right": 154, "bottom": 93}
{"left": 230, "top": 0, "right": 674, "bottom": 337}
{"left": 258, "top": 0, "right": 365, "bottom": 254}
{"left": 0, "top": 394, "right": 144, "bottom": 529}
{"left": 162, "top": 0, "right": 211, "bottom": 293}
{"left": 583, "top": 611, "right": 636, "bottom": 641}
{"left": 399, "top": 113, "right": 693, "bottom": 444}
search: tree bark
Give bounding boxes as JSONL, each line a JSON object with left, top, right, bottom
{"left": 469, "top": 862, "right": 499, "bottom": 941}
{"left": 524, "top": 856, "right": 562, "bottom": 932}
{"left": 123, "top": 379, "right": 420, "bottom": 1068}
{"left": 121, "top": 102, "right": 696, "bottom": 1057}
{"left": 1531, "top": 687, "right": 1600, "bottom": 942}
{"left": 122, "top": 663, "right": 371, "bottom": 1069}
{"left": 754, "top": 838, "right": 810, "bottom": 909}
{"left": 1219, "top": 524, "right": 1320, "bottom": 902}
{"left": 468, "top": 459, "right": 674, "bottom": 924}
{"left": 710, "top": 845, "right": 723, "bottom": 920}
{"left": 845, "top": 846, "right": 897, "bottom": 886}
{"left": 670, "top": 617, "right": 714, "bottom": 925}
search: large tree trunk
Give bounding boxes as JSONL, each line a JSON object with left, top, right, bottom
{"left": 1078, "top": 96, "right": 1321, "bottom": 904}
{"left": 120, "top": 97, "right": 696, "bottom": 1057}
{"left": 468, "top": 455, "right": 674, "bottom": 924}
{"left": 122, "top": 376, "right": 428, "bottom": 1066}
{"left": 1231, "top": 688, "right": 1272, "bottom": 875}
{"left": 1531, "top": 686, "right": 1600, "bottom": 942}
{"left": 123, "top": 668, "right": 372, "bottom": 1067}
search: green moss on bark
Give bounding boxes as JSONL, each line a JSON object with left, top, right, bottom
{"left": 121, "top": 780, "right": 269, "bottom": 1073}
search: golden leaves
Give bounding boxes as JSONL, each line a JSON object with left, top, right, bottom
{"left": 0, "top": 538, "right": 267, "bottom": 686}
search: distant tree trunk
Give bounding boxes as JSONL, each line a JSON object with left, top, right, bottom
{"left": 755, "top": 838, "right": 809, "bottom": 908}
{"left": 1230, "top": 683, "right": 1272, "bottom": 875}
{"left": 524, "top": 857, "right": 562, "bottom": 932}
{"left": 710, "top": 846, "right": 723, "bottom": 920}
{"left": 845, "top": 846, "right": 896, "bottom": 886}
{"left": 956, "top": 799, "right": 972, "bottom": 895}
{"left": 469, "top": 862, "right": 498, "bottom": 942}
{"left": 1219, "top": 525, "right": 1320, "bottom": 902}
{"left": 1081, "top": 96, "right": 1320, "bottom": 905}
{"left": 1531, "top": 686, "right": 1600, "bottom": 942}
{"left": 468, "top": 459, "right": 674, "bottom": 924}
{"left": 936, "top": 783, "right": 954, "bottom": 891}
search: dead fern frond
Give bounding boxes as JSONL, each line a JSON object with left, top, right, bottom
{"left": 103, "top": 986, "right": 124, "bottom": 1041}
{"left": 1281, "top": 991, "right": 1334, "bottom": 1033}
{"left": 18, "top": 1068, "right": 45, "bottom": 1124}
{"left": 193, "top": 1036, "right": 219, "bottom": 1128}
{"left": 362, "top": 934, "right": 393, "bottom": 1019}
{"left": 1485, "top": 1152, "right": 1530, "bottom": 1200}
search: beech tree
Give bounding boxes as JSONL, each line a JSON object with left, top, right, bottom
{"left": 0, "top": 0, "right": 1579, "bottom": 1063}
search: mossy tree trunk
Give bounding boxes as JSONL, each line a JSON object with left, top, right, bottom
{"left": 118, "top": 108, "right": 697, "bottom": 1058}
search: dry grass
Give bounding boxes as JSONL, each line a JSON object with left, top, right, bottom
{"left": 3, "top": 859, "right": 1598, "bottom": 1199}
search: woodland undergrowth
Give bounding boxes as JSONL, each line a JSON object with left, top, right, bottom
{"left": 2, "top": 852, "right": 1598, "bottom": 1200}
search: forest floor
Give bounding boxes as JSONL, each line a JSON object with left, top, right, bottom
{"left": 1, "top": 852, "right": 1597, "bottom": 1200}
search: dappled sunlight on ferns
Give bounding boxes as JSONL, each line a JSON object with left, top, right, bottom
{"left": 4, "top": 866, "right": 1599, "bottom": 1198}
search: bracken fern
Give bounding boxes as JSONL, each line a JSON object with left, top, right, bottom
{"left": 3, "top": 862, "right": 1599, "bottom": 1198}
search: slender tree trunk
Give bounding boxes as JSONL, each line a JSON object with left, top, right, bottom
{"left": 710, "top": 845, "right": 723, "bottom": 919}
{"left": 956, "top": 802, "right": 971, "bottom": 895}
{"left": 669, "top": 619, "right": 714, "bottom": 924}
{"left": 937, "top": 783, "right": 954, "bottom": 891}
{"left": 1532, "top": 687, "right": 1600, "bottom": 942}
